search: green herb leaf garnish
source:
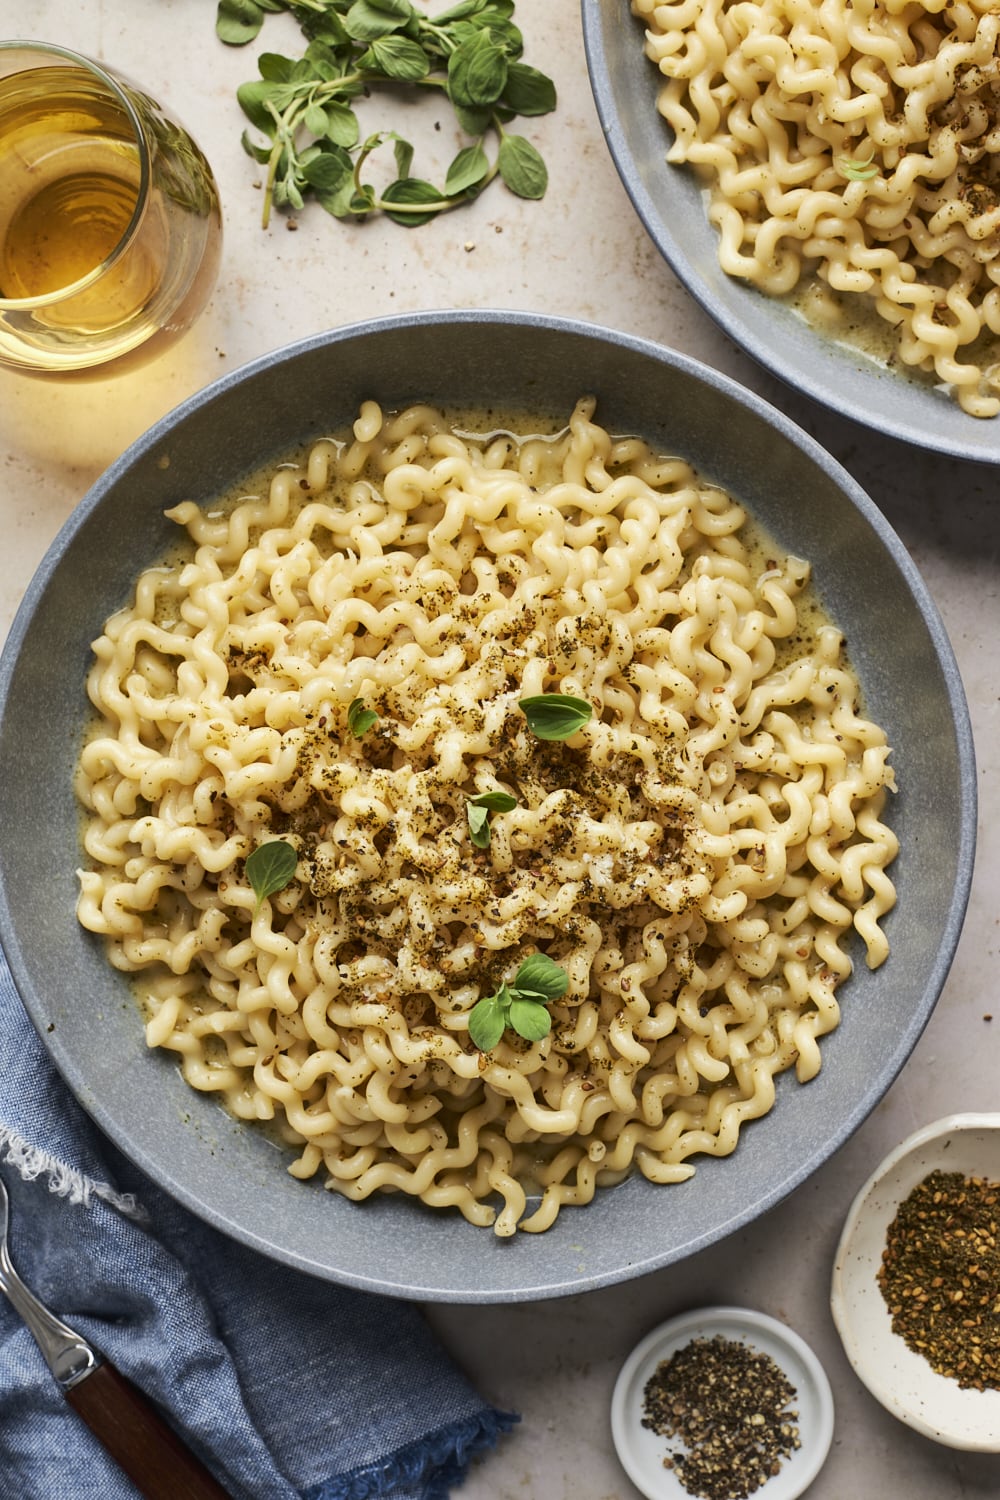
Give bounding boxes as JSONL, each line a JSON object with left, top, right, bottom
{"left": 497, "top": 133, "right": 547, "bottom": 199}
{"left": 836, "top": 152, "right": 878, "bottom": 182}
{"left": 507, "top": 950, "right": 568, "bottom": 1002}
{"left": 246, "top": 838, "right": 298, "bottom": 913}
{"left": 216, "top": 0, "right": 276, "bottom": 46}
{"left": 507, "top": 996, "right": 552, "bottom": 1041}
{"left": 467, "top": 990, "right": 509, "bottom": 1051}
{"left": 215, "top": 0, "right": 556, "bottom": 229}
{"left": 467, "top": 802, "right": 491, "bottom": 846}
{"left": 466, "top": 790, "right": 517, "bottom": 848}
{"left": 348, "top": 697, "right": 379, "bottom": 736}
{"left": 467, "top": 953, "right": 567, "bottom": 1051}
{"left": 518, "top": 693, "right": 593, "bottom": 741}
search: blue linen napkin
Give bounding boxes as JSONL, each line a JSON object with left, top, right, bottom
{"left": 0, "top": 944, "right": 516, "bottom": 1500}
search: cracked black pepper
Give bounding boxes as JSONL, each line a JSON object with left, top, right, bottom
{"left": 641, "top": 1333, "right": 801, "bottom": 1499}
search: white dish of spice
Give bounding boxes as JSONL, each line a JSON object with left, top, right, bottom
{"left": 610, "top": 1306, "right": 834, "bottom": 1500}
{"left": 832, "top": 1111, "right": 1000, "bottom": 1450}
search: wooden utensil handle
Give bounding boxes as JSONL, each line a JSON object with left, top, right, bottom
{"left": 65, "top": 1361, "right": 232, "bottom": 1500}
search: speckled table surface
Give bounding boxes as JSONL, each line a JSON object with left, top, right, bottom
{"left": 1, "top": 3, "right": 998, "bottom": 1497}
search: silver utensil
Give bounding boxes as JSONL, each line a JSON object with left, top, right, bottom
{"left": 0, "top": 1171, "right": 231, "bottom": 1500}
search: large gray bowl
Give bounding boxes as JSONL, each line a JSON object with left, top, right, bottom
{"left": 582, "top": 0, "right": 1000, "bottom": 463}
{"left": 0, "top": 312, "right": 975, "bottom": 1301}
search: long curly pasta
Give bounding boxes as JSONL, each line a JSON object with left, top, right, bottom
{"left": 75, "top": 399, "right": 897, "bottom": 1236}
{"left": 634, "top": 0, "right": 1000, "bottom": 415}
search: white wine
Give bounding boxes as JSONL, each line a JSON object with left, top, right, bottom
{"left": 0, "top": 71, "right": 144, "bottom": 302}
{"left": 0, "top": 53, "right": 220, "bottom": 373}
{"left": 1, "top": 167, "right": 141, "bottom": 300}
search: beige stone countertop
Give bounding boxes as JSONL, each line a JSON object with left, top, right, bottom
{"left": 1, "top": 3, "right": 998, "bottom": 1497}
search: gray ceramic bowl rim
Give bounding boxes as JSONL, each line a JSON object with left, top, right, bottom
{"left": 0, "top": 309, "right": 978, "bottom": 1300}
{"left": 581, "top": 0, "right": 1000, "bottom": 464}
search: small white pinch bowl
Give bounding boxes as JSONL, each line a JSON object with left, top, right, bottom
{"left": 831, "top": 1112, "right": 1000, "bottom": 1450}
{"left": 610, "top": 1306, "right": 834, "bottom": 1500}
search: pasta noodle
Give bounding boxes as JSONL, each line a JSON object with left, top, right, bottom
{"left": 75, "top": 398, "right": 898, "bottom": 1236}
{"left": 634, "top": 0, "right": 1000, "bottom": 415}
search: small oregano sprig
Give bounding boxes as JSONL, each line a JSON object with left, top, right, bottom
{"left": 246, "top": 838, "right": 298, "bottom": 913}
{"left": 836, "top": 144, "right": 878, "bottom": 182}
{"left": 347, "top": 696, "right": 379, "bottom": 736}
{"left": 466, "top": 789, "right": 517, "bottom": 848}
{"left": 518, "top": 692, "right": 593, "bottom": 741}
{"left": 467, "top": 952, "right": 568, "bottom": 1051}
{"left": 216, "top": 0, "right": 556, "bottom": 228}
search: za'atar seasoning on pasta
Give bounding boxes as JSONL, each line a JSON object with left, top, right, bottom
{"left": 633, "top": 0, "right": 1000, "bottom": 417}
{"left": 641, "top": 1334, "right": 801, "bottom": 1499}
{"left": 877, "top": 1168, "right": 1000, "bottom": 1389}
{"left": 75, "top": 397, "right": 898, "bottom": 1236}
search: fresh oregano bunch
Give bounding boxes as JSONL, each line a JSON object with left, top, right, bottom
{"left": 216, "top": 0, "right": 557, "bottom": 227}
{"left": 467, "top": 952, "right": 568, "bottom": 1051}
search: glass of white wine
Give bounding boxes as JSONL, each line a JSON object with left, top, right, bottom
{"left": 0, "top": 40, "right": 222, "bottom": 375}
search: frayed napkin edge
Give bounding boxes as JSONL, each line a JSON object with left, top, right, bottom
{"left": 0, "top": 1126, "right": 147, "bottom": 1221}
{"left": 303, "top": 1407, "right": 520, "bottom": 1500}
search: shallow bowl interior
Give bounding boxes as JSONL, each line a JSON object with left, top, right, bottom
{"left": 582, "top": 0, "right": 1000, "bottom": 463}
{"left": 832, "top": 1115, "right": 1000, "bottom": 1449}
{"left": 0, "top": 311, "right": 976, "bottom": 1301}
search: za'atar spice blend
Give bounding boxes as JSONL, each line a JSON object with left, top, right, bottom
{"left": 877, "top": 1167, "right": 1000, "bottom": 1390}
